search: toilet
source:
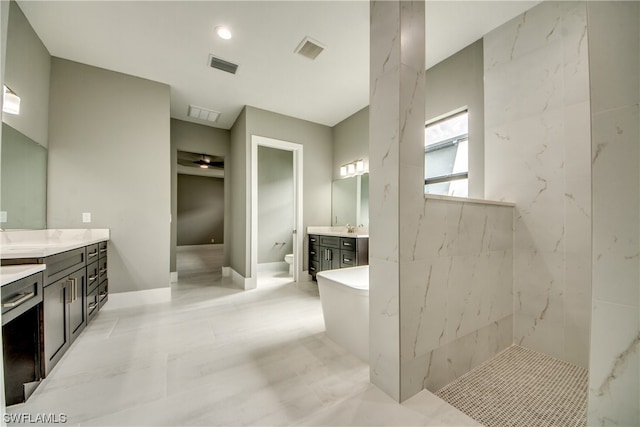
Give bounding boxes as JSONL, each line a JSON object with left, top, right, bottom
{"left": 284, "top": 254, "right": 294, "bottom": 276}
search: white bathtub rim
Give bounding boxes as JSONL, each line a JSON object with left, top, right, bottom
{"left": 316, "top": 265, "right": 369, "bottom": 292}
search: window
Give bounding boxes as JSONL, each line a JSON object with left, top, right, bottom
{"left": 424, "top": 110, "right": 468, "bottom": 197}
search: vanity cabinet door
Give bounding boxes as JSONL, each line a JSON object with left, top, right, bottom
{"left": 43, "top": 278, "right": 70, "bottom": 376}
{"left": 320, "top": 247, "right": 340, "bottom": 271}
{"left": 68, "top": 268, "right": 86, "bottom": 344}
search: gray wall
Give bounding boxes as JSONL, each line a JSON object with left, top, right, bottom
{"left": 332, "top": 106, "right": 369, "bottom": 180}
{"left": 426, "top": 39, "right": 484, "bottom": 198}
{"left": 170, "top": 118, "right": 230, "bottom": 271}
{"left": 229, "top": 105, "right": 333, "bottom": 278}
{"left": 48, "top": 58, "right": 171, "bottom": 294}
{"left": 229, "top": 107, "right": 248, "bottom": 276}
{"left": 177, "top": 174, "right": 224, "bottom": 246}
{"left": 587, "top": 2, "right": 639, "bottom": 425}
{"left": 258, "top": 146, "right": 293, "bottom": 264}
{"left": 4, "top": 1, "right": 50, "bottom": 148}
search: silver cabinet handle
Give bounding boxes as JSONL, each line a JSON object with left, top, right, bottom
{"left": 88, "top": 302, "right": 98, "bottom": 310}
{"left": 343, "top": 242, "right": 352, "bottom": 247}
{"left": 67, "top": 277, "right": 78, "bottom": 303}
{"left": 99, "top": 248, "right": 107, "bottom": 254}
{"left": 89, "top": 275, "right": 97, "bottom": 282}
{"left": 99, "top": 268, "right": 107, "bottom": 275}
{"left": 344, "top": 258, "right": 352, "bottom": 262}
{"left": 88, "top": 251, "right": 98, "bottom": 258}
{"left": 3, "top": 291, "right": 35, "bottom": 308}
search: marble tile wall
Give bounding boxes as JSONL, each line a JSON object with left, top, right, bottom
{"left": 400, "top": 197, "right": 514, "bottom": 397}
{"left": 484, "top": 1, "right": 592, "bottom": 368}
{"left": 586, "top": 2, "right": 639, "bottom": 425}
{"left": 369, "top": 0, "right": 425, "bottom": 402}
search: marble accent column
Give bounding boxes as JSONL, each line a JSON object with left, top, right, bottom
{"left": 587, "top": 2, "right": 639, "bottom": 425}
{"left": 369, "top": 0, "right": 425, "bottom": 402}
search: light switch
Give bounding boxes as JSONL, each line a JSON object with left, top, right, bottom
{"left": 82, "top": 212, "right": 92, "bottom": 223}
{"left": 0, "top": 211, "right": 7, "bottom": 223}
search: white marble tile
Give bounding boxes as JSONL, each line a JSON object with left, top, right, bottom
{"left": 592, "top": 105, "right": 640, "bottom": 307}
{"left": 369, "top": 258, "right": 400, "bottom": 401}
{"left": 587, "top": 300, "right": 640, "bottom": 427}
{"left": 586, "top": 1, "right": 640, "bottom": 115}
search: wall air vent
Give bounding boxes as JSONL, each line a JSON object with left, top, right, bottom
{"left": 208, "top": 55, "right": 238, "bottom": 74}
{"left": 294, "top": 36, "right": 325, "bottom": 60}
{"left": 188, "top": 105, "right": 220, "bottom": 123}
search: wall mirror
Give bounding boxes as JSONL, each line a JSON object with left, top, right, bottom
{"left": 331, "top": 172, "right": 369, "bottom": 227}
{"left": 1, "top": 123, "right": 47, "bottom": 229}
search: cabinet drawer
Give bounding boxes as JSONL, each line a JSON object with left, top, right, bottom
{"left": 1, "top": 272, "right": 43, "bottom": 325}
{"left": 98, "top": 280, "right": 108, "bottom": 308}
{"left": 86, "top": 244, "right": 99, "bottom": 262}
{"left": 86, "top": 261, "right": 100, "bottom": 295}
{"left": 98, "top": 257, "right": 108, "bottom": 284}
{"left": 340, "top": 250, "right": 356, "bottom": 268}
{"left": 308, "top": 235, "right": 319, "bottom": 245}
{"left": 44, "top": 248, "right": 86, "bottom": 286}
{"left": 309, "top": 246, "right": 320, "bottom": 262}
{"left": 319, "top": 235, "right": 340, "bottom": 248}
{"left": 98, "top": 241, "right": 108, "bottom": 259}
{"left": 309, "top": 261, "right": 319, "bottom": 275}
{"left": 340, "top": 238, "right": 357, "bottom": 250}
{"left": 86, "top": 288, "right": 99, "bottom": 323}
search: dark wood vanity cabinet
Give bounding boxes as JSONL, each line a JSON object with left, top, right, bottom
{"left": 308, "top": 234, "right": 369, "bottom": 280}
{"left": 42, "top": 248, "right": 87, "bottom": 376}
{"left": 5, "top": 241, "right": 108, "bottom": 377}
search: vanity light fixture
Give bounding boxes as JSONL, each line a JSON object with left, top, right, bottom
{"left": 2, "top": 85, "right": 20, "bottom": 115}
{"left": 215, "top": 26, "right": 232, "bottom": 40}
{"left": 340, "top": 159, "right": 367, "bottom": 178}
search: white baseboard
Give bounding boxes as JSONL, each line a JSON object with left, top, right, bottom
{"left": 257, "top": 261, "right": 288, "bottom": 272}
{"left": 228, "top": 267, "right": 256, "bottom": 290}
{"left": 103, "top": 287, "right": 171, "bottom": 310}
{"left": 170, "top": 271, "right": 178, "bottom": 283}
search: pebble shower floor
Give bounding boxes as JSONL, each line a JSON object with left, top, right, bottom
{"left": 436, "top": 345, "right": 588, "bottom": 427}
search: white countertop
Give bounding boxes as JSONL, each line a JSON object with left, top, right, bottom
{"left": 0, "top": 264, "right": 46, "bottom": 287}
{"left": 307, "top": 226, "right": 369, "bottom": 238}
{"left": 0, "top": 229, "right": 110, "bottom": 259}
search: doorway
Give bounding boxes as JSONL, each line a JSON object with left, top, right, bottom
{"left": 250, "top": 135, "right": 303, "bottom": 288}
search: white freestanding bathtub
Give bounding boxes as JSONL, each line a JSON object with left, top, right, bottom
{"left": 317, "top": 265, "right": 369, "bottom": 362}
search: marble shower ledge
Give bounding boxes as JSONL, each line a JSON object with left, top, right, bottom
{"left": 0, "top": 228, "right": 110, "bottom": 259}
{"left": 0, "top": 264, "right": 46, "bottom": 287}
{"left": 307, "top": 226, "right": 369, "bottom": 238}
{"left": 425, "top": 194, "right": 515, "bottom": 207}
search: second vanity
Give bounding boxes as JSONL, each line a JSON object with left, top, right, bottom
{"left": 307, "top": 226, "right": 369, "bottom": 281}
{"left": 0, "top": 229, "right": 110, "bottom": 405}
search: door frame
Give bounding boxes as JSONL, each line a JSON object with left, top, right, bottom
{"left": 250, "top": 135, "right": 303, "bottom": 287}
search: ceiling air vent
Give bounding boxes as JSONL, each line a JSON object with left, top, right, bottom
{"left": 295, "top": 36, "right": 325, "bottom": 60}
{"left": 208, "top": 55, "right": 238, "bottom": 74}
{"left": 188, "top": 105, "right": 220, "bottom": 123}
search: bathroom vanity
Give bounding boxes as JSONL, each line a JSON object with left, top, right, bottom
{"left": 307, "top": 227, "right": 368, "bottom": 281}
{"left": 0, "top": 229, "right": 109, "bottom": 404}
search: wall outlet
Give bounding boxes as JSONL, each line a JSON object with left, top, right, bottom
{"left": 0, "top": 211, "right": 7, "bottom": 223}
{"left": 82, "top": 212, "right": 92, "bottom": 223}
{"left": 211, "top": 238, "right": 215, "bottom": 243}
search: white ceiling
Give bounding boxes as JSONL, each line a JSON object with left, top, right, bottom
{"left": 18, "top": 1, "right": 540, "bottom": 130}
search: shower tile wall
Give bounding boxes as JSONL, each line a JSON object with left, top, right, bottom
{"left": 400, "top": 198, "right": 514, "bottom": 397}
{"left": 484, "top": 1, "right": 592, "bottom": 368}
{"left": 586, "top": 2, "right": 639, "bottom": 425}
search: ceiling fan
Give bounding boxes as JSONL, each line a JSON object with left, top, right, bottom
{"left": 194, "top": 155, "right": 224, "bottom": 169}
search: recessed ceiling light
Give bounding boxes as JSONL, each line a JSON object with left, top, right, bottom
{"left": 215, "top": 26, "right": 232, "bottom": 40}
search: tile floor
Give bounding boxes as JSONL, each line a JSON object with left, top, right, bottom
{"left": 7, "top": 246, "right": 478, "bottom": 426}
